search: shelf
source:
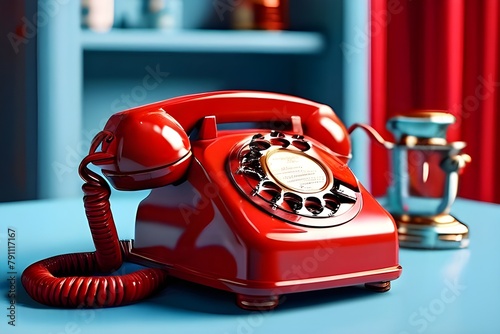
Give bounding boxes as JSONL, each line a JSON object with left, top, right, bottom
{"left": 81, "top": 29, "right": 325, "bottom": 54}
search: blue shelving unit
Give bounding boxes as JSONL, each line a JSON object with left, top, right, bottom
{"left": 31, "top": 0, "right": 370, "bottom": 200}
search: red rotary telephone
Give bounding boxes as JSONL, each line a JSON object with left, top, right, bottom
{"left": 22, "top": 91, "right": 402, "bottom": 310}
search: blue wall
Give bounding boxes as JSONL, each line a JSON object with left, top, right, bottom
{"left": 0, "top": 0, "right": 370, "bottom": 201}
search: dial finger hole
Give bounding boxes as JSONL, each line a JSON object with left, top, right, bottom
{"left": 242, "top": 150, "right": 262, "bottom": 163}
{"left": 241, "top": 167, "right": 264, "bottom": 180}
{"left": 323, "top": 193, "right": 340, "bottom": 213}
{"left": 261, "top": 181, "right": 281, "bottom": 193}
{"left": 270, "top": 138, "right": 290, "bottom": 148}
{"left": 305, "top": 197, "right": 323, "bottom": 215}
{"left": 259, "top": 181, "right": 281, "bottom": 202}
{"left": 252, "top": 133, "right": 265, "bottom": 140}
{"left": 292, "top": 140, "right": 311, "bottom": 151}
{"left": 283, "top": 192, "right": 303, "bottom": 212}
{"left": 249, "top": 139, "right": 271, "bottom": 151}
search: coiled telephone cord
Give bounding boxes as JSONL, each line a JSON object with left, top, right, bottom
{"left": 21, "top": 132, "right": 169, "bottom": 308}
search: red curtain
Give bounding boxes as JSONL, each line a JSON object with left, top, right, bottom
{"left": 370, "top": 0, "right": 500, "bottom": 203}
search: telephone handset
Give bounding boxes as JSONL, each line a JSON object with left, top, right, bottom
{"left": 22, "top": 91, "right": 402, "bottom": 310}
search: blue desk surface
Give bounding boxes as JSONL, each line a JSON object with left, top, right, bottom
{"left": 0, "top": 193, "right": 499, "bottom": 334}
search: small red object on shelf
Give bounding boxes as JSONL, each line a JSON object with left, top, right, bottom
{"left": 253, "top": 0, "right": 288, "bottom": 30}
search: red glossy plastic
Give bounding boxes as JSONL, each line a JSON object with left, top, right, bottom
{"left": 22, "top": 91, "right": 401, "bottom": 310}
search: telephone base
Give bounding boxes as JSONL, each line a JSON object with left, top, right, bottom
{"left": 394, "top": 213, "right": 469, "bottom": 249}
{"left": 127, "top": 243, "right": 401, "bottom": 310}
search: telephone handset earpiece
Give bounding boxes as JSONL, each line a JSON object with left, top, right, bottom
{"left": 21, "top": 110, "right": 192, "bottom": 307}
{"left": 91, "top": 108, "right": 193, "bottom": 190}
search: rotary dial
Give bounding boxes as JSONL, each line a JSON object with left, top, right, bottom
{"left": 229, "top": 131, "right": 361, "bottom": 227}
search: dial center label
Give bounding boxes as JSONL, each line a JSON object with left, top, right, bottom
{"left": 265, "top": 150, "right": 328, "bottom": 193}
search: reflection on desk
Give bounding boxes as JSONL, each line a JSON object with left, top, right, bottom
{"left": 0, "top": 195, "right": 498, "bottom": 334}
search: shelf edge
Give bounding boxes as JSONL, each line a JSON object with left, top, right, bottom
{"left": 80, "top": 29, "right": 325, "bottom": 54}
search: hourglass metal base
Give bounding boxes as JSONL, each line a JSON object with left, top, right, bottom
{"left": 392, "top": 214, "right": 469, "bottom": 249}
